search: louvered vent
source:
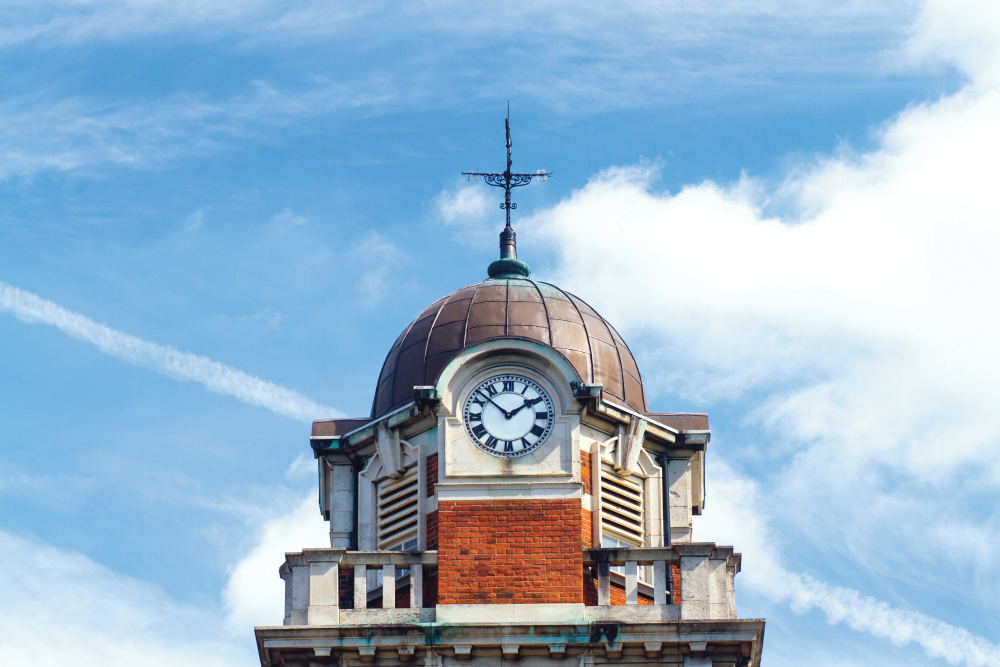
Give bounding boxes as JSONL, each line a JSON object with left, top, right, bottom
{"left": 377, "top": 467, "right": 419, "bottom": 550}
{"left": 600, "top": 464, "right": 644, "bottom": 546}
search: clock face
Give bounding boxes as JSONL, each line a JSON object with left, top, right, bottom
{"left": 462, "top": 373, "right": 555, "bottom": 458}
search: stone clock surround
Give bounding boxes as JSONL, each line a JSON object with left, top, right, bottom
{"left": 435, "top": 339, "right": 582, "bottom": 485}
{"left": 428, "top": 340, "right": 589, "bottom": 606}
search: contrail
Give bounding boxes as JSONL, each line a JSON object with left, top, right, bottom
{"left": 0, "top": 281, "right": 340, "bottom": 422}
{"left": 774, "top": 570, "right": 1000, "bottom": 667}
{"left": 707, "top": 461, "right": 1000, "bottom": 667}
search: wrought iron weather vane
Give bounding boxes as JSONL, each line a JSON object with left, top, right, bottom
{"left": 463, "top": 110, "right": 551, "bottom": 278}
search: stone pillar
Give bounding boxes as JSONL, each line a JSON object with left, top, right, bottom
{"left": 709, "top": 554, "right": 730, "bottom": 619}
{"left": 668, "top": 459, "right": 693, "bottom": 543}
{"left": 327, "top": 460, "right": 355, "bottom": 548}
{"left": 307, "top": 560, "right": 339, "bottom": 625}
{"left": 680, "top": 552, "right": 710, "bottom": 620}
{"left": 283, "top": 563, "right": 309, "bottom": 626}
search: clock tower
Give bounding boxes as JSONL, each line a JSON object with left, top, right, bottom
{"left": 254, "top": 126, "right": 766, "bottom": 666}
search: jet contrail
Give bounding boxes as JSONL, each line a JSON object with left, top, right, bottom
{"left": 0, "top": 281, "right": 340, "bottom": 422}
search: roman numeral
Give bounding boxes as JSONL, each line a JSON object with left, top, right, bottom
{"left": 468, "top": 412, "right": 482, "bottom": 422}
{"left": 530, "top": 424, "right": 545, "bottom": 437}
{"left": 520, "top": 384, "right": 528, "bottom": 395}
{"left": 520, "top": 437, "right": 532, "bottom": 449}
{"left": 472, "top": 395, "right": 486, "bottom": 407}
{"left": 502, "top": 380, "right": 515, "bottom": 392}
{"left": 484, "top": 384, "right": 498, "bottom": 397}
{"left": 485, "top": 435, "right": 498, "bottom": 449}
{"left": 525, "top": 397, "right": 541, "bottom": 407}
{"left": 472, "top": 424, "right": 487, "bottom": 439}
{"left": 535, "top": 411, "right": 548, "bottom": 421}
{"left": 504, "top": 441, "right": 514, "bottom": 452}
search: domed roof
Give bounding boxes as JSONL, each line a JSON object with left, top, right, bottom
{"left": 371, "top": 277, "right": 647, "bottom": 418}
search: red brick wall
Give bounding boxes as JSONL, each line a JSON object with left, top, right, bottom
{"left": 437, "top": 499, "right": 583, "bottom": 604}
{"left": 426, "top": 510, "right": 438, "bottom": 550}
{"left": 581, "top": 450, "right": 594, "bottom": 547}
{"left": 583, "top": 568, "right": 598, "bottom": 605}
{"left": 671, "top": 562, "right": 681, "bottom": 602}
{"left": 426, "top": 453, "right": 438, "bottom": 497}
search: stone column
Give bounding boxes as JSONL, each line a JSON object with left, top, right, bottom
{"left": 326, "top": 460, "right": 355, "bottom": 548}
{"left": 668, "top": 458, "right": 693, "bottom": 543}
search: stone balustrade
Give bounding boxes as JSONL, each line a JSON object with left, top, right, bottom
{"left": 583, "top": 544, "right": 740, "bottom": 620}
{"left": 584, "top": 547, "right": 677, "bottom": 605}
{"left": 280, "top": 543, "right": 738, "bottom": 627}
{"left": 280, "top": 549, "right": 438, "bottom": 626}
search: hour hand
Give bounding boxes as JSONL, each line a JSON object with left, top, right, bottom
{"left": 507, "top": 396, "right": 540, "bottom": 418}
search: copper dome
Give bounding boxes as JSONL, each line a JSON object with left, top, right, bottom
{"left": 371, "top": 277, "right": 647, "bottom": 418}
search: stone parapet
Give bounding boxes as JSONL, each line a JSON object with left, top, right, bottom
{"left": 256, "top": 618, "right": 765, "bottom": 667}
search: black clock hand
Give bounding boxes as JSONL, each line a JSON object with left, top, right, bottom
{"left": 507, "top": 396, "right": 541, "bottom": 418}
{"left": 478, "top": 390, "right": 511, "bottom": 419}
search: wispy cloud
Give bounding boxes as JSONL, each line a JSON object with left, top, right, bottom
{"left": 0, "top": 2, "right": 932, "bottom": 179}
{"left": 0, "top": 529, "right": 250, "bottom": 667}
{"left": 537, "top": 0, "right": 1000, "bottom": 658}
{"left": 0, "top": 281, "right": 339, "bottom": 422}
{"left": 223, "top": 493, "right": 327, "bottom": 631}
{"left": 270, "top": 207, "right": 307, "bottom": 229}
{"left": 698, "top": 461, "right": 1000, "bottom": 667}
{"left": 432, "top": 182, "right": 494, "bottom": 247}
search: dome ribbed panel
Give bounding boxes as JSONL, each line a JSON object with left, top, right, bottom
{"left": 370, "top": 278, "right": 646, "bottom": 418}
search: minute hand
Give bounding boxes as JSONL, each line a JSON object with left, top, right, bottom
{"left": 478, "top": 391, "right": 512, "bottom": 419}
{"left": 507, "top": 396, "right": 541, "bottom": 418}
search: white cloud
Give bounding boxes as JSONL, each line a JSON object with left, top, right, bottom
{"left": 223, "top": 494, "right": 329, "bottom": 631}
{"left": 532, "top": 0, "right": 1000, "bottom": 659}
{"left": 347, "top": 232, "right": 408, "bottom": 304}
{"left": 271, "top": 207, "right": 307, "bottom": 229}
{"left": 0, "top": 529, "right": 250, "bottom": 667}
{"left": 183, "top": 208, "right": 206, "bottom": 231}
{"left": 0, "top": 2, "right": 931, "bottom": 179}
{"left": 0, "top": 281, "right": 340, "bottom": 421}
{"left": 436, "top": 184, "right": 491, "bottom": 224}
{"left": 433, "top": 183, "right": 494, "bottom": 247}
{"left": 697, "top": 461, "right": 1000, "bottom": 667}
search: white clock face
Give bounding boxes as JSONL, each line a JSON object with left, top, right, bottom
{"left": 462, "top": 373, "right": 555, "bottom": 458}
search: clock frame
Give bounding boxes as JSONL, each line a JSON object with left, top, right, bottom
{"left": 462, "top": 373, "right": 555, "bottom": 458}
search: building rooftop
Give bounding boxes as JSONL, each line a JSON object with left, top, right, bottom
{"left": 370, "top": 276, "right": 647, "bottom": 418}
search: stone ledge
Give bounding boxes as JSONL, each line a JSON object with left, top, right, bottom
{"left": 585, "top": 604, "right": 681, "bottom": 622}
{"left": 338, "top": 608, "right": 435, "bottom": 625}
{"left": 436, "top": 603, "right": 586, "bottom": 624}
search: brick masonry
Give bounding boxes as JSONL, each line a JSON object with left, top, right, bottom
{"left": 582, "top": 450, "right": 593, "bottom": 496}
{"left": 426, "top": 453, "right": 438, "bottom": 498}
{"left": 426, "top": 510, "right": 438, "bottom": 550}
{"left": 581, "top": 450, "right": 594, "bottom": 548}
{"left": 437, "top": 498, "right": 583, "bottom": 604}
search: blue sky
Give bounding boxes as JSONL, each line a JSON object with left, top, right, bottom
{"left": 3, "top": 1, "right": 1000, "bottom": 665}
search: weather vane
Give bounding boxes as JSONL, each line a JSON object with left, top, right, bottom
{"left": 463, "top": 107, "right": 551, "bottom": 274}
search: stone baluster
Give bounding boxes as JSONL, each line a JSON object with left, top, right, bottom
{"left": 597, "top": 559, "right": 611, "bottom": 605}
{"left": 624, "top": 560, "right": 638, "bottom": 604}
{"left": 382, "top": 564, "right": 395, "bottom": 609}
{"left": 410, "top": 564, "right": 423, "bottom": 608}
{"left": 353, "top": 564, "right": 367, "bottom": 610}
{"left": 653, "top": 559, "right": 668, "bottom": 605}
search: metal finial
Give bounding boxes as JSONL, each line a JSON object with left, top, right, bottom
{"left": 462, "top": 108, "right": 552, "bottom": 277}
